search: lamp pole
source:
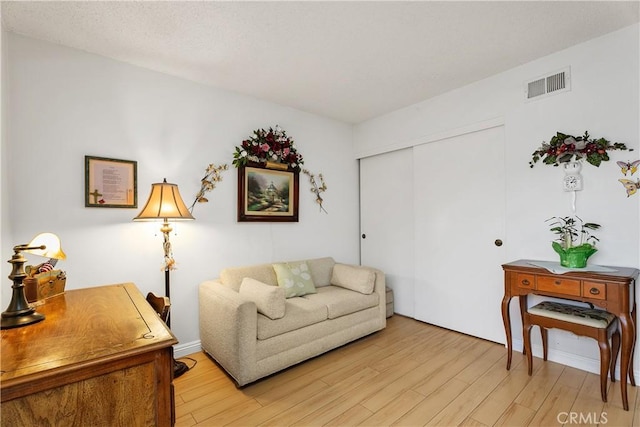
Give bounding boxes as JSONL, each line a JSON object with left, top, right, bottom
{"left": 161, "top": 220, "right": 173, "bottom": 327}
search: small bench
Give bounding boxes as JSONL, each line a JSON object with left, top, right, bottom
{"left": 523, "top": 301, "right": 619, "bottom": 403}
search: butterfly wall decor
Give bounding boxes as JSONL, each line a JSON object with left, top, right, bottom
{"left": 618, "top": 178, "right": 640, "bottom": 197}
{"left": 617, "top": 160, "right": 640, "bottom": 176}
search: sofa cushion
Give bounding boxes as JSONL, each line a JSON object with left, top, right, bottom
{"left": 331, "top": 264, "right": 375, "bottom": 295}
{"left": 239, "top": 278, "right": 286, "bottom": 320}
{"left": 221, "top": 263, "right": 277, "bottom": 291}
{"left": 257, "top": 297, "right": 327, "bottom": 340}
{"left": 273, "top": 261, "right": 317, "bottom": 298}
{"left": 304, "top": 257, "right": 335, "bottom": 287}
{"left": 303, "top": 286, "right": 379, "bottom": 319}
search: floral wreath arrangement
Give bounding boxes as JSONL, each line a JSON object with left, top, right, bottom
{"left": 529, "top": 131, "right": 632, "bottom": 168}
{"left": 233, "top": 125, "right": 304, "bottom": 169}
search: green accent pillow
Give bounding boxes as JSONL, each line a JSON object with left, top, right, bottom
{"left": 273, "top": 261, "right": 317, "bottom": 298}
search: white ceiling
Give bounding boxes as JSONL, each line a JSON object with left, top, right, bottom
{"left": 2, "top": 1, "right": 639, "bottom": 123}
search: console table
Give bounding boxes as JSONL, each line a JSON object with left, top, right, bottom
{"left": 1, "top": 283, "right": 177, "bottom": 426}
{"left": 502, "top": 260, "right": 639, "bottom": 410}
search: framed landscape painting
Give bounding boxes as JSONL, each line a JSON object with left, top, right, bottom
{"left": 237, "top": 164, "right": 299, "bottom": 222}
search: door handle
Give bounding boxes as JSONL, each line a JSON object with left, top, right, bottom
{"left": 494, "top": 239, "right": 503, "bottom": 247}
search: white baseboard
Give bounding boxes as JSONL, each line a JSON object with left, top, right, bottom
{"left": 512, "top": 338, "right": 640, "bottom": 381}
{"left": 174, "top": 339, "right": 201, "bottom": 359}
{"left": 172, "top": 338, "right": 640, "bottom": 382}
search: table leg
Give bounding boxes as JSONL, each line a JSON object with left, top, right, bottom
{"left": 502, "top": 295, "right": 512, "bottom": 370}
{"left": 629, "top": 301, "right": 637, "bottom": 387}
{"left": 619, "top": 311, "right": 635, "bottom": 411}
{"left": 519, "top": 296, "right": 528, "bottom": 356}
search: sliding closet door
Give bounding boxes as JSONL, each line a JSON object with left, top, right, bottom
{"left": 360, "top": 148, "right": 414, "bottom": 317}
{"left": 413, "top": 126, "right": 506, "bottom": 343}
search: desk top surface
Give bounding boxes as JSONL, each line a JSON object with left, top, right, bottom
{"left": 503, "top": 259, "right": 639, "bottom": 281}
{"left": 1, "top": 283, "right": 177, "bottom": 385}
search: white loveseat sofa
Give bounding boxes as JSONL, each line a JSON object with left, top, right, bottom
{"left": 199, "top": 257, "right": 386, "bottom": 386}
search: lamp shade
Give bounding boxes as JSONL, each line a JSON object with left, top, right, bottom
{"left": 134, "top": 179, "right": 194, "bottom": 221}
{"left": 24, "top": 233, "right": 66, "bottom": 260}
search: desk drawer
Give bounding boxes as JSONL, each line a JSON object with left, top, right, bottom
{"left": 537, "top": 276, "right": 581, "bottom": 296}
{"left": 516, "top": 273, "right": 536, "bottom": 290}
{"left": 583, "top": 281, "right": 606, "bottom": 300}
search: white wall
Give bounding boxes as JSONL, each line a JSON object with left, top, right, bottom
{"left": 1, "top": 23, "right": 10, "bottom": 303}
{"left": 1, "top": 34, "right": 359, "bottom": 350}
{"left": 355, "top": 24, "right": 640, "bottom": 374}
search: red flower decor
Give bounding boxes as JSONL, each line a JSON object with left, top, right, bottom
{"left": 233, "top": 125, "right": 304, "bottom": 169}
{"left": 530, "top": 131, "right": 632, "bottom": 167}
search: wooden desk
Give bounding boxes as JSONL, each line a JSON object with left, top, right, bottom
{"left": 1, "top": 283, "right": 178, "bottom": 426}
{"left": 502, "top": 260, "right": 639, "bottom": 410}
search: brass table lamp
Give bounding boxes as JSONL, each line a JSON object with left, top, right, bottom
{"left": 1, "top": 233, "right": 66, "bottom": 329}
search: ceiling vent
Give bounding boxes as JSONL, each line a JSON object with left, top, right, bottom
{"left": 525, "top": 67, "right": 571, "bottom": 101}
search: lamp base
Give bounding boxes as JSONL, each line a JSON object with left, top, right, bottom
{"left": 1, "top": 309, "right": 45, "bottom": 329}
{"left": 174, "top": 359, "right": 189, "bottom": 378}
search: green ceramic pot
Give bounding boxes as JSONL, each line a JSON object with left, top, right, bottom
{"left": 552, "top": 242, "right": 597, "bottom": 268}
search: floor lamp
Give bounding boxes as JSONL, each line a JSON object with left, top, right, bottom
{"left": 134, "top": 178, "right": 194, "bottom": 378}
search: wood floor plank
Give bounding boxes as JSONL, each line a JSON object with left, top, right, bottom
{"left": 412, "top": 339, "right": 495, "bottom": 397}
{"left": 227, "top": 380, "right": 330, "bottom": 426}
{"left": 393, "top": 378, "right": 469, "bottom": 426}
{"left": 528, "top": 382, "right": 579, "bottom": 426}
{"left": 324, "top": 404, "right": 373, "bottom": 427}
{"left": 566, "top": 397, "right": 605, "bottom": 427}
{"left": 634, "top": 389, "right": 640, "bottom": 427}
{"left": 176, "top": 380, "right": 251, "bottom": 418}
{"left": 602, "top": 379, "right": 638, "bottom": 426}
{"left": 292, "top": 389, "right": 371, "bottom": 427}
{"left": 454, "top": 343, "right": 505, "bottom": 384}
{"left": 192, "top": 390, "right": 259, "bottom": 424}
{"left": 513, "top": 358, "right": 564, "bottom": 410}
{"left": 194, "top": 399, "right": 263, "bottom": 426}
{"left": 178, "top": 375, "right": 237, "bottom": 404}
{"left": 292, "top": 360, "right": 420, "bottom": 426}
{"left": 368, "top": 329, "right": 446, "bottom": 373}
{"left": 175, "top": 413, "right": 197, "bottom": 427}
{"left": 460, "top": 417, "right": 488, "bottom": 426}
{"left": 556, "top": 365, "right": 588, "bottom": 390}
{"left": 425, "top": 353, "right": 511, "bottom": 426}
{"left": 360, "top": 347, "right": 453, "bottom": 413}
{"left": 357, "top": 389, "right": 425, "bottom": 426}
{"left": 259, "top": 367, "right": 379, "bottom": 427}
{"left": 467, "top": 357, "right": 530, "bottom": 426}
{"left": 602, "top": 405, "right": 636, "bottom": 427}
{"left": 173, "top": 315, "right": 639, "bottom": 427}
{"left": 493, "top": 402, "right": 536, "bottom": 426}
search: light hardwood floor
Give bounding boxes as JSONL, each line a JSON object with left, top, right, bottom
{"left": 174, "top": 315, "right": 639, "bottom": 426}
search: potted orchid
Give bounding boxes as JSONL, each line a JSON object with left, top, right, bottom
{"left": 547, "top": 216, "right": 600, "bottom": 268}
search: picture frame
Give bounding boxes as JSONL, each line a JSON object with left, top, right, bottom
{"left": 237, "top": 163, "right": 299, "bottom": 222}
{"left": 85, "top": 156, "right": 137, "bottom": 208}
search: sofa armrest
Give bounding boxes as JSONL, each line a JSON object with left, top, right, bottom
{"left": 198, "top": 280, "right": 257, "bottom": 385}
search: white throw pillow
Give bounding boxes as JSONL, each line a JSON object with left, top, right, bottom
{"left": 239, "top": 277, "right": 286, "bottom": 320}
{"left": 331, "top": 264, "right": 375, "bottom": 295}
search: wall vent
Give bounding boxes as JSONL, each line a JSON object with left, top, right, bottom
{"left": 525, "top": 67, "right": 571, "bottom": 101}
